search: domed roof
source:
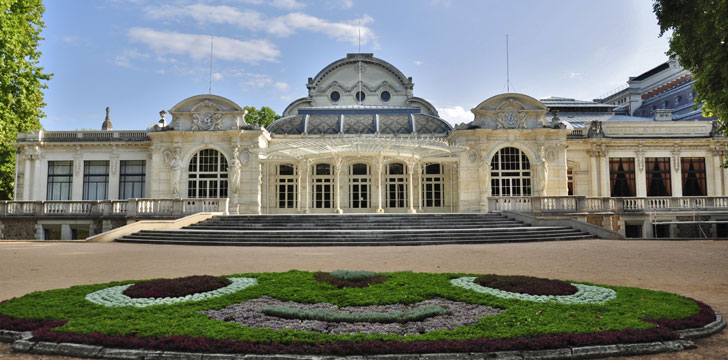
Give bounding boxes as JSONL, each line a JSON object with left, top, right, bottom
{"left": 267, "top": 106, "right": 451, "bottom": 135}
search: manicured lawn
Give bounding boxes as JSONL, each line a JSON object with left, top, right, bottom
{"left": 0, "top": 270, "right": 715, "bottom": 355}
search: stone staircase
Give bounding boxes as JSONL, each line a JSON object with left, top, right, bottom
{"left": 115, "top": 213, "right": 596, "bottom": 246}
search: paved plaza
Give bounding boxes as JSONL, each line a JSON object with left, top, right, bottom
{"left": 0, "top": 240, "right": 726, "bottom": 359}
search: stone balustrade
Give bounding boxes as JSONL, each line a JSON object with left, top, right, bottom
{"left": 0, "top": 198, "right": 229, "bottom": 218}
{"left": 489, "top": 196, "right": 728, "bottom": 214}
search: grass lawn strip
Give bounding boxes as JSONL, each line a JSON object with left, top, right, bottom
{"left": 0, "top": 271, "right": 711, "bottom": 355}
{"left": 85, "top": 277, "right": 257, "bottom": 307}
{"left": 451, "top": 276, "right": 616, "bottom": 304}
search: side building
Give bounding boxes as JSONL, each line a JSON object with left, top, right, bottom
{"left": 2, "top": 53, "right": 727, "bottom": 240}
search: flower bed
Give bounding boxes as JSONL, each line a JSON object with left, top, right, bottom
{"left": 124, "top": 275, "right": 231, "bottom": 299}
{"left": 0, "top": 270, "right": 718, "bottom": 356}
{"left": 313, "top": 271, "right": 388, "bottom": 288}
{"left": 474, "top": 274, "right": 577, "bottom": 296}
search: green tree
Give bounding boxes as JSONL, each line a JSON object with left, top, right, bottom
{"left": 244, "top": 106, "right": 281, "bottom": 128}
{"left": 653, "top": 0, "right": 728, "bottom": 126}
{"left": 0, "top": 0, "right": 51, "bottom": 200}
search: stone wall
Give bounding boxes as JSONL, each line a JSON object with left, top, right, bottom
{"left": 1, "top": 219, "right": 36, "bottom": 240}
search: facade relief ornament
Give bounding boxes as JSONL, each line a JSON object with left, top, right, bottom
{"left": 230, "top": 147, "right": 242, "bottom": 194}
{"left": 587, "top": 121, "right": 604, "bottom": 138}
{"left": 672, "top": 145, "right": 681, "bottom": 171}
{"left": 495, "top": 99, "right": 527, "bottom": 129}
{"left": 164, "top": 148, "right": 182, "bottom": 196}
{"left": 478, "top": 153, "right": 492, "bottom": 197}
{"left": 190, "top": 100, "right": 224, "bottom": 131}
{"left": 636, "top": 145, "right": 645, "bottom": 172}
{"left": 534, "top": 146, "right": 548, "bottom": 196}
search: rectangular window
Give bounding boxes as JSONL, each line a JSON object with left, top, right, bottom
{"left": 119, "top": 160, "right": 146, "bottom": 199}
{"left": 422, "top": 164, "right": 444, "bottom": 207}
{"left": 609, "top": 158, "right": 636, "bottom": 197}
{"left": 646, "top": 157, "right": 671, "bottom": 197}
{"left": 681, "top": 158, "right": 707, "bottom": 196}
{"left": 277, "top": 164, "right": 297, "bottom": 208}
{"left": 83, "top": 161, "right": 109, "bottom": 200}
{"left": 567, "top": 168, "right": 574, "bottom": 196}
{"left": 47, "top": 161, "right": 73, "bottom": 200}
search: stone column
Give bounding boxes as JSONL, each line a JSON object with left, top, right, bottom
{"left": 407, "top": 160, "right": 418, "bottom": 214}
{"left": 22, "top": 153, "right": 31, "bottom": 200}
{"left": 334, "top": 157, "right": 343, "bottom": 214}
{"left": 296, "top": 160, "right": 303, "bottom": 213}
{"left": 588, "top": 151, "right": 598, "bottom": 197}
{"left": 376, "top": 157, "right": 384, "bottom": 213}
{"left": 303, "top": 159, "right": 311, "bottom": 214}
{"left": 671, "top": 150, "right": 682, "bottom": 197}
{"left": 599, "top": 152, "right": 610, "bottom": 197}
{"left": 713, "top": 151, "right": 724, "bottom": 196}
{"left": 72, "top": 149, "right": 83, "bottom": 200}
{"left": 635, "top": 149, "right": 646, "bottom": 197}
{"left": 108, "top": 154, "right": 120, "bottom": 200}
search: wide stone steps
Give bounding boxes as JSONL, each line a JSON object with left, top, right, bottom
{"left": 116, "top": 213, "right": 597, "bottom": 246}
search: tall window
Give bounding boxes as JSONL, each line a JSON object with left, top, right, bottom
{"left": 277, "top": 164, "right": 297, "bottom": 208}
{"left": 386, "top": 162, "right": 408, "bottom": 208}
{"left": 188, "top": 149, "right": 228, "bottom": 198}
{"left": 681, "top": 158, "right": 707, "bottom": 196}
{"left": 567, "top": 168, "right": 574, "bottom": 196}
{"left": 83, "top": 161, "right": 109, "bottom": 200}
{"left": 609, "top": 158, "right": 636, "bottom": 197}
{"left": 47, "top": 161, "right": 72, "bottom": 200}
{"left": 491, "top": 147, "right": 531, "bottom": 196}
{"left": 422, "top": 163, "right": 444, "bottom": 207}
{"left": 312, "top": 163, "right": 333, "bottom": 208}
{"left": 349, "top": 163, "right": 370, "bottom": 208}
{"left": 646, "top": 157, "right": 671, "bottom": 197}
{"left": 119, "top": 160, "right": 146, "bottom": 199}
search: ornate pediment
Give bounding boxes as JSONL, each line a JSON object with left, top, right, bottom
{"left": 470, "top": 93, "right": 549, "bottom": 130}
{"left": 162, "top": 94, "right": 247, "bottom": 132}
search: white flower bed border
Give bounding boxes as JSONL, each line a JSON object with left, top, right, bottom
{"left": 85, "top": 277, "right": 258, "bottom": 308}
{"left": 450, "top": 277, "right": 616, "bottom": 304}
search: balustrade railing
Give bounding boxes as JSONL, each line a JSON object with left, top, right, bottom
{"left": 0, "top": 198, "right": 229, "bottom": 218}
{"left": 487, "top": 196, "right": 728, "bottom": 214}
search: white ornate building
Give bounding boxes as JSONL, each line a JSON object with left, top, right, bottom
{"left": 3, "top": 53, "right": 727, "bottom": 240}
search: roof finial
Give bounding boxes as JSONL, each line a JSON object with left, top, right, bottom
{"left": 102, "top": 107, "right": 112, "bottom": 131}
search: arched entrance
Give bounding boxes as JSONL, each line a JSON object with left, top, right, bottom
{"left": 490, "top": 147, "right": 531, "bottom": 196}
{"left": 187, "top": 149, "right": 228, "bottom": 198}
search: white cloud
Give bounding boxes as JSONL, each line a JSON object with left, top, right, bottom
{"left": 128, "top": 28, "right": 279, "bottom": 64}
{"left": 245, "top": 73, "right": 272, "bottom": 87}
{"left": 569, "top": 72, "right": 583, "bottom": 80}
{"left": 280, "top": 95, "right": 293, "bottom": 101}
{"left": 212, "top": 72, "right": 224, "bottom": 80}
{"left": 143, "top": 4, "right": 377, "bottom": 46}
{"left": 274, "top": 82, "right": 289, "bottom": 91}
{"left": 341, "top": 0, "right": 354, "bottom": 9}
{"left": 414, "top": 60, "right": 422, "bottom": 66}
{"left": 113, "top": 49, "right": 149, "bottom": 68}
{"left": 437, "top": 106, "right": 473, "bottom": 125}
{"left": 271, "top": 0, "right": 305, "bottom": 10}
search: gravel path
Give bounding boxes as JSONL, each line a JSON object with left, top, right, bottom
{"left": 0, "top": 239, "right": 726, "bottom": 359}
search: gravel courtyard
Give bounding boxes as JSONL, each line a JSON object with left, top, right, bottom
{"left": 0, "top": 240, "right": 726, "bottom": 359}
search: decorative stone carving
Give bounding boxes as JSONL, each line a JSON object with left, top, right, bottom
{"left": 192, "top": 112, "right": 224, "bottom": 131}
{"left": 636, "top": 145, "right": 645, "bottom": 171}
{"left": 587, "top": 121, "right": 604, "bottom": 138}
{"left": 534, "top": 146, "right": 548, "bottom": 196}
{"left": 230, "top": 147, "right": 242, "bottom": 194}
{"left": 167, "top": 149, "right": 182, "bottom": 196}
{"left": 478, "top": 154, "right": 492, "bottom": 197}
{"left": 672, "top": 145, "right": 681, "bottom": 171}
{"left": 710, "top": 120, "right": 723, "bottom": 137}
{"left": 495, "top": 99, "right": 527, "bottom": 129}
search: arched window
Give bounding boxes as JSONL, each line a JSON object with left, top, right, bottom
{"left": 491, "top": 147, "right": 531, "bottom": 196}
{"left": 349, "top": 163, "right": 370, "bottom": 208}
{"left": 422, "top": 163, "right": 444, "bottom": 207}
{"left": 312, "top": 163, "right": 333, "bottom": 209}
{"left": 386, "top": 162, "right": 408, "bottom": 208}
{"left": 187, "top": 149, "right": 228, "bottom": 198}
{"left": 277, "top": 164, "right": 297, "bottom": 208}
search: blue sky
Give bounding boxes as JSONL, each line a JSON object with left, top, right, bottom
{"left": 39, "top": 0, "right": 671, "bottom": 130}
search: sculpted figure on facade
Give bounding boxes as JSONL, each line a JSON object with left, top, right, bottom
{"left": 479, "top": 154, "right": 492, "bottom": 196}
{"left": 534, "top": 146, "right": 548, "bottom": 196}
{"left": 165, "top": 149, "right": 182, "bottom": 196}
{"left": 192, "top": 112, "right": 224, "bottom": 131}
{"left": 230, "top": 147, "right": 242, "bottom": 194}
{"left": 495, "top": 99, "right": 527, "bottom": 129}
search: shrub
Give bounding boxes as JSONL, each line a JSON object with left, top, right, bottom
{"left": 474, "top": 274, "right": 578, "bottom": 296}
{"left": 329, "top": 270, "right": 376, "bottom": 281}
{"left": 123, "top": 275, "right": 231, "bottom": 299}
{"left": 260, "top": 305, "right": 451, "bottom": 324}
{"left": 313, "top": 271, "right": 387, "bottom": 288}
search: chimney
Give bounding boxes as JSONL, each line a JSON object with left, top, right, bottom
{"left": 101, "top": 107, "right": 113, "bottom": 130}
{"left": 654, "top": 109, "right": 672, "bottom": 121}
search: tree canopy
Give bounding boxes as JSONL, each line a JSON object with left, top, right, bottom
{"left": 653, "top": 0, "right": 728, "bottom": 127}
{"left": 244, "top": 106, "right": 281, "bottom": 128}
{"left": 0, "top": 0, "right": 51, "bottom": 200}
